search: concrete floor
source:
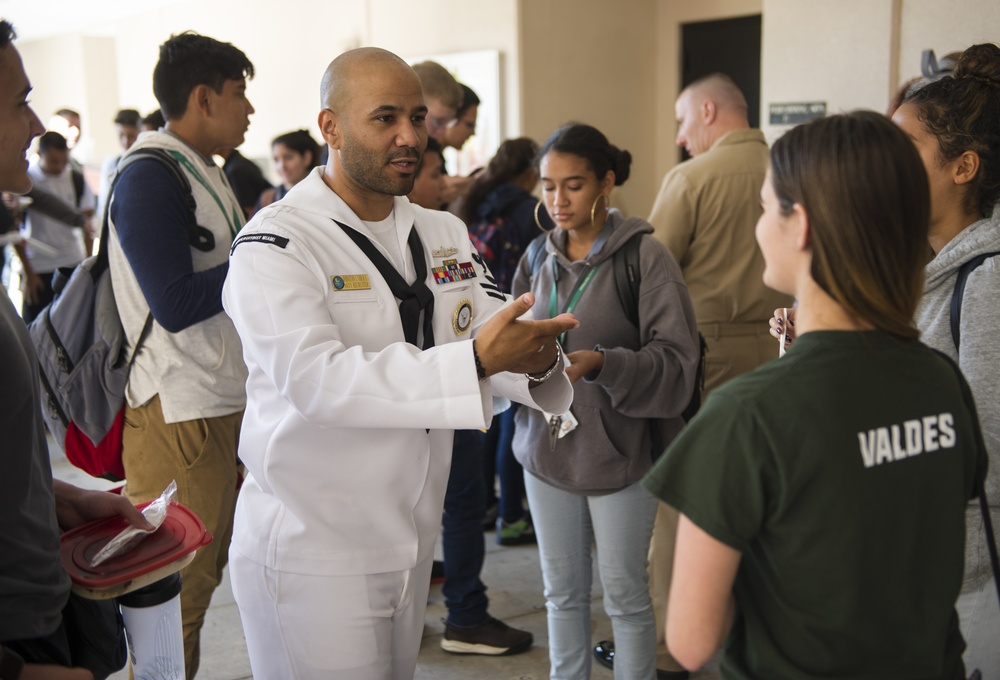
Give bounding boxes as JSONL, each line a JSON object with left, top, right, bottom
{"left": 53, "top": 445, "right": 721, "bottom": 680}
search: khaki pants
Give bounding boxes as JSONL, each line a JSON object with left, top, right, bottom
{"left": 122, "top": 395, "right": 243, "bottom": 680}
{"left": 701, "top": 323, "right": 779, "bottom": 394}
{"left": 648, "top": 322, "right": 775, "bottom": 671}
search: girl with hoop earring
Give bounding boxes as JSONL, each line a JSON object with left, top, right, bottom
{"left": 511, "top": 123, "right": 700, "bottom": 679}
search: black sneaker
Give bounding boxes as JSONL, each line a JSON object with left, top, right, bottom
{"left": 440, "top": 615, "right": 533, "bottom": 656}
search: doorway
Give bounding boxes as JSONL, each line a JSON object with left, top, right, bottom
{"left": 680, "top": 14, "right": 762, "bottom": 161}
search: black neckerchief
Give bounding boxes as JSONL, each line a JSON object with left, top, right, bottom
{"left": 333, "top": 219, "right": 435, "bottom": 350}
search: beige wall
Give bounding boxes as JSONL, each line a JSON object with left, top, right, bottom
{"left": 760, "top": 0, "right": 898, "bottom": 143}
{"left": 898, "top": 0, "right": 1000, "bottom": 89}
{"left": 760, "top": 0, "right": 1000, "bottom": 146}
{"left": 13, "top": 0, "right": 1000, "bottom": 210}
{"left": 519, "top": 0, "right": 657, "bottom": 218}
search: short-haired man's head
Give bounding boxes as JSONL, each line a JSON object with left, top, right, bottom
{"left": 153, "top": 32, "right": 254, "bottom": 120}
{"left": 675, "top": 73, "right": 749, "bottom": 156}
{"left": 682, "top": 73, "right": 748, "bottom": 118}
{"left": 0, "top": 19, "right": 15, "bottom": 49}
{"left": 38, "top": 130, "right": 68, "bottom": 154}
{"left": 114, "top": 108, "right": 141, "bottom": 127}
{"left": 769, "top": 111, "right": 929, "bottom": 340}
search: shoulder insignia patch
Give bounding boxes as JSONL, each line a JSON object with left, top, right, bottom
{"left": 230, "top": 232, "right": 290, "bottom": 254}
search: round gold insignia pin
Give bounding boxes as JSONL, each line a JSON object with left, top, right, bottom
{"left": 453, "top": 299, "right": 473, "bottom": 335}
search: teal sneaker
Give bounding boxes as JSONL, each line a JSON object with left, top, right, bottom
{"left": 497, "top": 514, "right": 536, "bottom": 546}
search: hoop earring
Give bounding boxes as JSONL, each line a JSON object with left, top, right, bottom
{"left": 590, "top": 194, "right": 609, "bottom": 229}
{"left": 534, "top": 201, "right": 550, "bottom": 233}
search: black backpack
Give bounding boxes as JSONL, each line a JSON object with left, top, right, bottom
{"left": 524, "top": 232, "right": 706, "bottom": 421}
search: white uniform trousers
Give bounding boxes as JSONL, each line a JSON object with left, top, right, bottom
{"left": 230, "top": 548, "right": 434, "bottom": 680}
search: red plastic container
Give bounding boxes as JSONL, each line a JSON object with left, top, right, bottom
{"left": 60, "top": 500, "right": 213, "bottom": 595}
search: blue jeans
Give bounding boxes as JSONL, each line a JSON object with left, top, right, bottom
{"left": 442, "top": 429, "right": 489, "bottom": 627}
{"left": 483, "top": 405, "right": 526, "bottom": 523}
{"left": 525, "top": 472, "right": 658, "bottom": 680}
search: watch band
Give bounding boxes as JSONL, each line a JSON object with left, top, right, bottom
{"left": 526, "top": 343, "right": 563, "bottom": 384}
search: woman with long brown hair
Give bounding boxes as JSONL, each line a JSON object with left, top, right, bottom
{"left": 649, "top": 111, "right": 986, "bottom": 679}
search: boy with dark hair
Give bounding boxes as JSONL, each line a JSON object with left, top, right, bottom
{"left": 16, "top": 130, "right": 95, "bottom": 322}
{"left": 152, "top": 31, "right": 255, "bottom": 120}
{"left": 107, "top": 31, "right": 254, "bottom": 678}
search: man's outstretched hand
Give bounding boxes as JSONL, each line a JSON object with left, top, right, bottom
{"left": 474, "top": 293, "right": 578, "bottom": 377}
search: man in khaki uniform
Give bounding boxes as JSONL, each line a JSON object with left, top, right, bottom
{"left": 652, "top": 73, "right": 791, "bottom": 390}
{"left": 640, "top": 73, "right": 791, "bottom": 678}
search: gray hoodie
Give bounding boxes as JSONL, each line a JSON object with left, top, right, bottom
{"left": 916, "top": 205, "right": 1000, "bottom": 588}
{"left": 511, "top": 210, "right": 700, "bottom": 495}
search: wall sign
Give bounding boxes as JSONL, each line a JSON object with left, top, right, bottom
{"left": 768, "top": 102, "right": 827, "bottom": 125}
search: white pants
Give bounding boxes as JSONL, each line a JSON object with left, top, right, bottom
{"left": 230, "top": 548, "right": 434, "bottom": 680}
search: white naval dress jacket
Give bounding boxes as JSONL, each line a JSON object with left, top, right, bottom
{"left": 222, "top": 168, "right": 572, "bottom": 576}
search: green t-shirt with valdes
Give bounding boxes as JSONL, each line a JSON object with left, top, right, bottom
{"left": 644, "top": 331, "right": 986, "bottom": 680}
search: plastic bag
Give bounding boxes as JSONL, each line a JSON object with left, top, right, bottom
{"left": 90, "top": 480, "right": 177, "bottom": 567}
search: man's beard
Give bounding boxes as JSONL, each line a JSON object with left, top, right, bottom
{"left": 341, "top": 137, "right": 421, "bottom": 197}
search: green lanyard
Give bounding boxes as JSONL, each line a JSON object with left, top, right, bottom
{"left": 167, "top": 150, "right": 243, "bottom": 239}
{"left": 549, "top": 257, "right": 601, "bottom": 347}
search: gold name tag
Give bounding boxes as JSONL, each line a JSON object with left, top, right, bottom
{"left": 331, "top": 274, "right": 371, "bottom": 291}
